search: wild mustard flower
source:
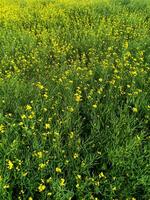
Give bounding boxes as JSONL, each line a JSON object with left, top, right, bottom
{"left": 7, "top": 160, "right": 14, "bottom": 170}
{"left": 0, "top": 124, "right": 5, "bottom": 133}
{"left": 92, "top": 104, "right": 97, "bottom": 108}
{"left": 99, "top": 78, "right": 103, "bottom": 82}
{"left": 55, "top": 167, "right": 62, "bottom": 173}
{"left": 69, "top": 131, "right": 74, "bottom": 139}
{"left": 73, "top": 153, "right": 79, "bottom": 159}
{"left": 99, "top": 172, "right": 106, "bottom": 178}
{"left": 124, "top": 41, "right": 128, "bottom": 49}
{"left": 43, "top": 93, "right": 48, "bottom": 99}
{"left": 38, "top": 184, "right": 46, "bottom": 192}
{"left": 67, "top": 106, "right": 74, "bottom": 112}
{"left": 60, "top": 178, "right": 65, "bottom": 186}
{"left": 36, "top": 82, "right": 44, "bottom": 90}
{"left": 21, "top": 114, "right": 26, "bottom": 120}
{"left": 37, "top": 151, "right": 43, "bottom": 158}
{"left": 75, "top": 94, "right": 82, "bottom": 102}
{"left": 133, "top": 107, "right": 138, "bottom": 113}
{"left": 45, "top": 123, "right": 50, "bottom": 129}
{"left": 26, "top": 105, "right": 32, "bottom": 111}
{"left": 76, "top": 175, "right": 81, "bottom": 180}
{"left": 3, "top": 184, "right": 10, "bottom": 189}
{"left": 38, "top": 163, "right": 46, "bottom": 170}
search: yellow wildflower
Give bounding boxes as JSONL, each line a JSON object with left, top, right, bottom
{"left": 99, "top": 78, "right": 103, "bottom": 82}
{"left": 92, "top": 104, "right": 97, "bottom": 108}
{"left": 99, "top": 172, "right": 106, "bottom": 178}
{"left": 26, "top": 105, "right": 32, "bottom": 111}
{"left": 45, "top": 123, "right": 50, "bottom": 129}
{"left": 73, "top": 153, "right": 79, "bottom": 159}
{"left": 133, "top": 107, "right": 138, "bottom": 113}
{"left": 7, "top": 160, "right": 14, "bottom": 170}
{"left": 22, "top": 172, "right": 28, "bottom": 177}
{"left": 76, "top": 175, "right": 81, "bottom": 180}
{"left": 38, "top": 184, "right": 46, "bottom": 192}
{"left": 38, "top": 163, "right": 46, "bottom": 170}
{"left": 19, "top": 122, "right": 23, "bottom": 126}
{"left": 55, "top": 167, "right": 62, "bottom": 173}
{"left": 43, "top": 93, "right": 48, "bottom": 99}
{"left": 69, "top": 131, "right": 74, "bottom": 139}
{"left": 37, "top": 151, "right": 43, "bottom": 158}
{"left": 60, "top": 178, "right": 65, "bottom": 186}
{"left": 3, "top": 184, "right": 10, "bottom": 189}
{"left": 124, "top": 41, "right": 128, "bottom": 49}
{"left": 21, "top": 114, "right": 26, "bottom": 120}
{"left": 0, "top": 124, "right": 5, "bottom": 133}
{"left": 36, "top": 82, "right": 44, "bottom": 90}
{"left": 74, "top": 94, "right": 82, "bottom": 102}
{"left": 67, "top": 107, "right": 74, "bottom": 112}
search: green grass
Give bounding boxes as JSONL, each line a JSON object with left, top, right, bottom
{"left": 0, "top": 0, "right": 150, "bottom": 199}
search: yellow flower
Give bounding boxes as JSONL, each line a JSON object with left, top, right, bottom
{"left": 60, "top": 178, "right": 65, "bottom": 186}
{"left": 22, "top": 172, "right": 28, "bottom": 177}
{"left": 55, "top": 167, "right": 62, "bottom": 173}
{"left": 0, "top": 124, "right": 5, "bottom": 133}
{"left": 28, "top": 112, "right": 35, "bottom": 119}
{"left": 74, "top": 94, "right": 82, "bottom": 102}
{"left": 38, "top": 163, "right": 46, "bottom": 170}
{"left": 92, "top": 104, "right": 97, "bottom": 108}
{"left": 36, "top": 82, "right": 44, "bottom": 90}
{"left": 46, "top": 177, "right": 52, "bottom": 183}
{"left": 133, "top": 107, "right": 138, "bottom": 113}
{"left": 7, "top": 160, "right": 14, "bottom": 170}
{"left": 3, "top": 184, "right": 10, "bottom": 189}
{"left": 43, "top": 93, "right": 48, "bottom": 99}
{"left": 45, "top": 123, "right": 50, "bottom": 129}
{"left": 28, "top": 197, "right": 33, "bottom": 200}
{"left": 73, "top": 153, "right": 79, "bottom": 159}
{"left": 38, "top": 184, "right": 46, "bottom": 192}
{"left": 130, "top": 71, "right": 137, "bottom": 76}
{"left": 69, "top": 131, "right": 74, "bottom": 139}
{"left": 99, "top": 78, "right": 103, "bottom": 82}
{"left": 47, "top": 192, "right": 52, "bottom": 196}
{"left": 99, "top": 172, "right": 106, "bottom": 178}
{"left": 19, "top": 122, "right": 23, "bottom": 126}
{"left": 112, "top": 186, "right": 117, "bottom": 191}
{"left": 43, "top": 108, "right": 47, "bottom": 112}
{"left": 76, "top": 175, "right": 81, "bottom": 180}
{"left": 37, "top": 151, "right": 43, "bottom": 158}
{"left": 67, "top": 107, "right": 74, "bottom": 112}
{"left": 21, "top": 114, "right": 26, "bottom": 120}
{"left": 26, "top": 105, "right": 32, "bottom": 111}
{"left": 124, "top": 41, "right": 128, "bottom": 49}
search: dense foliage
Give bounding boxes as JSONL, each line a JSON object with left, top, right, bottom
{"left": 0, "top": 0, "right": 150, "bottom": 199}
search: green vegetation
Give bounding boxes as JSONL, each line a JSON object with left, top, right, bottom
{"left": 0, "top": 0, "right": 150, "bottom": 199}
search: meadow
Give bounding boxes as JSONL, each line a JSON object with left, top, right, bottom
{"left": 0, "top": 0, "right": 150, "bottom": 199}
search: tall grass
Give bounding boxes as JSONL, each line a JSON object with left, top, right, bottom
{"left": 0, "top": 0, "right": 150, "bottom": 199}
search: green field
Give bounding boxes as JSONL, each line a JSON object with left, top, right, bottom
{"left": 0, "top": 0, "right": 150, "bottom": 199}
